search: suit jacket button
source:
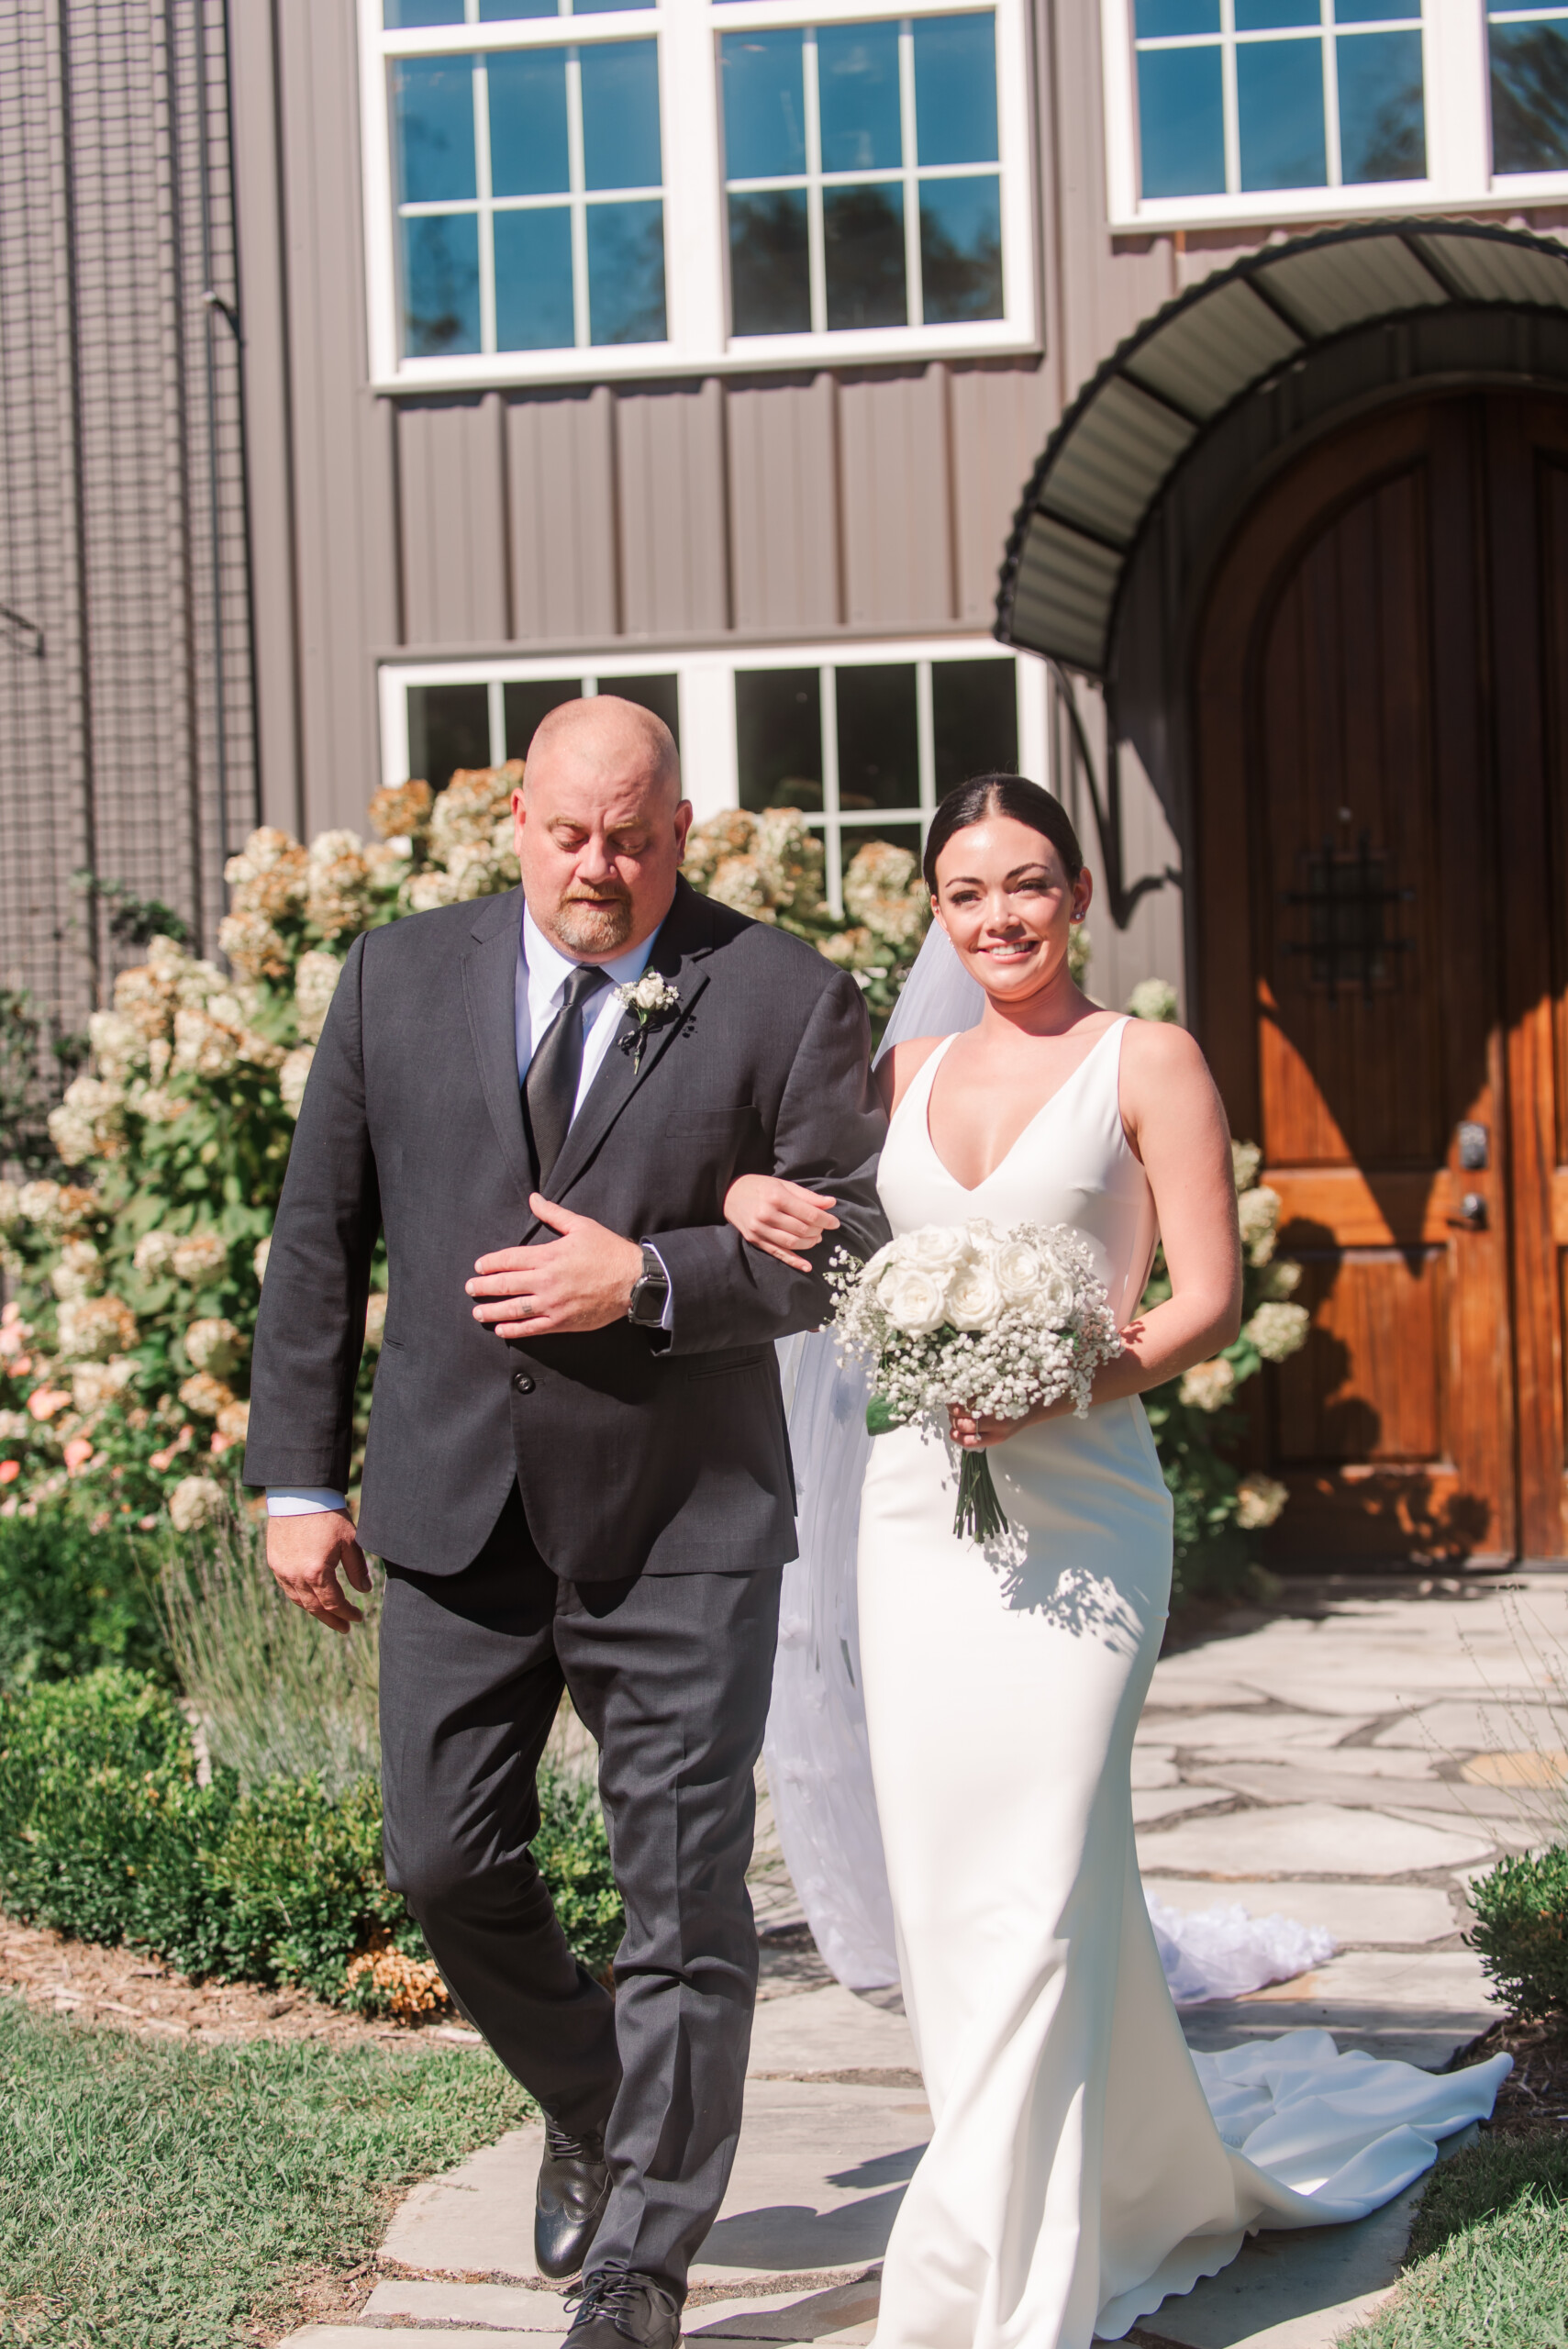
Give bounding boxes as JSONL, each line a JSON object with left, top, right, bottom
{"left": 512, "top": 1371, "right": 535, "bottom": 1395}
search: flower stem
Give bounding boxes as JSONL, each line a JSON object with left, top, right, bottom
{"left": 954, "top": 1451, "right": 1010, "bottom": 1544}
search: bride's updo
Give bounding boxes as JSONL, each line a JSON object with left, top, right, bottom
{"left": 921, "top": 774, "right": 1083, "bottom": 896}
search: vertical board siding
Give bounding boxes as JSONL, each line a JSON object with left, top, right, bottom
{"left": 727, "top": 374, "right": 841, "bottom": 634}
{"left": 950, "top": 362, "right": 1055, "bottom": 627}
{"left": 0, "top": 0, "right": 254, "bottom": 1020}
{"left": 398, "top": 397, "right": 510, "bottom": 648}
{"left": 506, "top": 387, "right": 620, "bottom": 644}
{"left": 273, "top": 0, "right": 396, "bottom": 838}
{"left": 616, "top": 379, "right": 731, "bottom": 639}
{"left": 839, "top": 368, "right": 954, "bottom": 629}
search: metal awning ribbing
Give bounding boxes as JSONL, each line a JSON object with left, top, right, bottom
{"left": 994, "top": 218, "right": 1568, "bottom": 679}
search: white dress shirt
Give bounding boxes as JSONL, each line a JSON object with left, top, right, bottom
{"left": 268, "top": 901, "right": 669, "bottom": 1520}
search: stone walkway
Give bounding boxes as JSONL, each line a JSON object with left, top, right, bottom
{"left": 284, "top": 1571, "right": 1567, "bottom": 2349}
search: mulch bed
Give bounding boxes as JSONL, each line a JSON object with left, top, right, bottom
{"left": 1450, "top": 2010, "right": 1568, "bottom": 2132}
{"left": 0, "top": 1909, "right": 475, "bottom": 2049}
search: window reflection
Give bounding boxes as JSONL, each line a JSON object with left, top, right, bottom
{"left": 1491, "top": 7, "right": 1568, "bottom": 172}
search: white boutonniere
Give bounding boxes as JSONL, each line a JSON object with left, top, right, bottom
{"left": 615, "top": 972, "right": 681, "bottom": 1071}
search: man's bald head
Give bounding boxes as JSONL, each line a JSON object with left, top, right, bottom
{"left": 525, "top": 695, "right": 680, "bottom": 802}
{"left": 511, "top": 696, "right": 691, "bottom": 961}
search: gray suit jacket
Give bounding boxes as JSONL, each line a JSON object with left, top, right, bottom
{"left": 243, "top": 877, "right": 889, "bottom": 1579}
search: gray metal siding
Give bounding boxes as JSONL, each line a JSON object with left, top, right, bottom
{"left": 0, "top": 0, "right": 254, "bottom": 1022}
{"left": 506, "top": 387, "right": 621, "bottom": 645}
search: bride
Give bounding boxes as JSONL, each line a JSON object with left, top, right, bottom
{"left": 721, "top": 775, "right": 1507, "bottom": 2349}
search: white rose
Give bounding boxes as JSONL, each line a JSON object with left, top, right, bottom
{"left": 1034, "top": 1265, "right": 1077, "bottom": 1326}
{"left": 944, "top": 1258, "right": 1002, "bottom": 1331}
{"left": 861, "top": 1241, "right": 896, "bottom": 1283}
{"left": 906, "top": 1226, "right": 973, "bottom": 1274}
{"left": 994, "top": 1240, "right": 1044, "bottom": 1307}
{"left": 878, "top": 1265, "right": 947, "bottom": 1338}
{"left": 964, "top": 1218, "right": 998, "bottom": 1252}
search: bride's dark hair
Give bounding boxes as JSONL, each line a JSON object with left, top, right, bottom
{"left": 921, "top": 774, "right": 1084, "bottom": 896}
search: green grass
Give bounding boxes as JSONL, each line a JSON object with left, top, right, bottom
{"left": 0, "top": 1998, "right": 534, "bottom": 2347}
{"left": 1341, "top": 2130, "right": 1568, "bottom": 2349}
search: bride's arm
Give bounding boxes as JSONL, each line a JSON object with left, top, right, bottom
{"left": 952, "top": 1021, "right": 1241, "bottom": 1450}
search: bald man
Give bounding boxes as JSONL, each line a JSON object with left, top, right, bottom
{"left": 245, "top": 699, "right": 888, "bottom": 2349}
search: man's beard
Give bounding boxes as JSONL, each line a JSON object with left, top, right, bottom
{"left": 552, "top": 890, "right": 635, "bottom": 955}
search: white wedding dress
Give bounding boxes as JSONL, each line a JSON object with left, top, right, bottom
{"left": 849, "top": 1018, "right": 1508, "bottom": 2349}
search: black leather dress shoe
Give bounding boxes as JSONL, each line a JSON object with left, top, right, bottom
{"left": 563, "top": 2266, "right": 682, "bottom": 2349}
{"left": 534, "top": 2119, "right": 612, "bottom": 2281}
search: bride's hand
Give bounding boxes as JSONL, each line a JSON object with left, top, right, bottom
{"left": 948, "top": 1396, "right": 1073, "bottom": 1450}
{"left": 723, "top": 1174, "right": 840, "bottom": 1274}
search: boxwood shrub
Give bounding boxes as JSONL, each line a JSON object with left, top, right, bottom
{"left": 1468, "top": 1844, "right": 1568, "bottom": 2021}
{"left": 0, "top": 1667, "right": 623, "bottom": 2000}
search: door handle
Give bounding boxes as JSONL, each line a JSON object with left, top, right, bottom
{"left": 1448, "top": 1191, "right": 1487, "bottom": 1231}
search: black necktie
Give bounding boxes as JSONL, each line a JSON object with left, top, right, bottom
{"left": 525, "top": 963, "right": 610, "bottom": 1188}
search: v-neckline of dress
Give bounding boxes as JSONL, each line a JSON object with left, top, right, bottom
{"left": 920, "top": 1019, "right": 1126, "bottom": 1197}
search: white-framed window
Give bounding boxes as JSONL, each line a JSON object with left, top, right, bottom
{"left": 378, "top": 639, "right": 1049, "bottom": 912}
{"left": 360, "top": 0, "right": 1037, "bottom": 387}
{"left": 1101, "top": 0, "right": 1568, "bottom": 228}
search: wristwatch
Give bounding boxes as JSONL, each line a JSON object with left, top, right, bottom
{"left": 627, "top": 1243, "right": 670, "bottom": 1329}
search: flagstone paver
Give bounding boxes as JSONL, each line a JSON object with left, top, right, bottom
{"left": 278, "top": 1572, "right": 1566, "bottom": 2349}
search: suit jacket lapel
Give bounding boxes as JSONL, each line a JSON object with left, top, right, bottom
{"left": 461, "top": 888, "right": 535, "bottom": 1205}
{"left": 539, "top": 880, "right": 714, "bottom": 1210}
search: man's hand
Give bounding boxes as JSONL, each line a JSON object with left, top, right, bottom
{"left": 267, "top": 1509, "right": 373, "bottom": 1633}
{"left": 466, "top": 1196, "right": 643, "bottom": 1341}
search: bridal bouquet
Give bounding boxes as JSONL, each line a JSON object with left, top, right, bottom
{"left": 828, "top": 1219, "right": 1125, "bottom": 1543}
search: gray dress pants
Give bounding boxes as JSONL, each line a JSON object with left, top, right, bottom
{"left": 380, "top": 1485, "right": 782, "bottom": 2296}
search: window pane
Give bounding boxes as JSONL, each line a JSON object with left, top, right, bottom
{"left": 505, "top": 681, "right": 583, "bottom": 758}
{"left": 401, "top": 215, "right": 481, "bottom": 355}
{"left": 488, "top": 50, "right": 570, "bottom": 197}
{"left": 408, "top": 685, "right": 491, "bottom": 791}
{"left": 837, "top": 665, "right": 919, "bottom": 813}
{"left": 1338, "top": 29, "right": 1426, "bottom": 181}
{"left": 1237, "top": 39, "right": 1328, "bottom": 188}
{"left": 1335, "top": 0, "right": 1415, "bottom": 19}
{"left": 494, "top": 208, "right": 575, "bottom": 351}
{"left": 931, "top": 661, "right": 1018, "bottom": 800}
{"left": 817, "top": 21, "right": 903, "bottom": 173}
{"left": 737, "top": 671, "right": 823, "bottom": 813}
{"left": 1491, "top": 21, "right": 1568, "bottom": 173}
{"left": 394, "top": 58, "right": 476, "bottom": 206}
{"left": 919, "top": 177, "right": 1002, "bottom": 324}
{"left": 581, "top": 39, "right": 662, "bottom": 191}
{"left": 386, "top": 0, "right": 464, "bottom": 25}
{"left": 586, "top": 201, "right": 667, "bottom": 343}
{"left": 913, "top": 16, "right": 998, "bottom": 167}
{"left": 479, "top": 0, "right": 557, "bottom": 17}
{"left": 824, "top": 184, "right": 907, "bottom": 330}
{"left": 729, "top": 192, "right": 812, "bottom": 334}
{"left": 612, "top": 674, "right": 681, "bottom": 748}
{"left": 1235, "top": 0, "right": 1318, "bottom": 27}
{"left": 1137, "top": 47, "right": 1225, "bottom": 195}
{"left": 721, "top": 29, "right": 807, "bottom": 177}
{"left": 573, "top": 0, "right": 653, "bottom": 11}
{"left": 1135, "top": 0, "right": 1218, "bottom": 29}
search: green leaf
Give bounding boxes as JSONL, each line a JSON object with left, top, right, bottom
{"left": 865, "top": 1395, "right": 906, "bottom": 1437}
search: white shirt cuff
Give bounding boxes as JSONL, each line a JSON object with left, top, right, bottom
{"left": 644, "top": 1243, "right": 675, "bottom": 1331}
{"left": 266, "top": 1487, "right": 349, "bottom": 1516}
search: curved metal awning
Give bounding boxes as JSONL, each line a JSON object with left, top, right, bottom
{"left": 995, "top": 218, "right": 1568, "bottom": 678}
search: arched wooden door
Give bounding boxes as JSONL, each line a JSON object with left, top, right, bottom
{"left": 1195, "top": 394, "right": 1568, "bottom": 1564}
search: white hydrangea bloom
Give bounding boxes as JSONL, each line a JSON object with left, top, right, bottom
{"left": 253, "top": 1235, "right": 272, "bottom": 1282}
{"left": 279, "top": 1046, "right": 315, "bottom": 1119}
{"left": 1231, "top": 1141, "right": 1262, "bottom": 1194}
{"left": 172, "top": 1006, "right": 241, "bottom": 1078}
{"left": 172, "top": 1230, "right": 228, "bottom": 1285}
{"left": 1127, "top": 977, "right": 1179, "bottom": 1023}
{"left": 49, "top": 1077, "right": 126, "bottom": 1166}
{"left": 51, "top": 1241, "right": 105, "bottom": 1302}
{"left": 89, "top": 1010, "right": 150, "bottom": 1083}
{"left": 17, "top": 1182, "right": 61, "bottom": 1224}
{"left": 406, "top": 869, "right": 464, "bottom": 914}
{"left": 57, "top": 1295, "right": 138, "bottom": 1363}
{"left": 1178, "top": 1357, "right": 1236, "bottom": 1413}
{"left": 1244, "top": 1301, "right": 1311, "bottom": 1363}
{"left": 72, "top": 1357, "right": 135, "bottom": 1415}
{"left": 168, "top": 1474, "right": 227, "bottom": 1533}
{"left": 1236, "top": 1185, "right": 1281, "bottom": 1266}
{"left": 294, "top": 950, "right": 344, "bottom": 1044}
{"left": 1236, "top": 1473, "right": 1289, "bottom": 1531}
{"left": 135, "top": 1230, "right": 180, "bottom": 1277}
{"left": 185, "top": 1317, "right": 246, "bottom": 1377}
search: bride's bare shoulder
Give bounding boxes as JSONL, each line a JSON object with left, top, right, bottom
{"left": 875, "top": 1034, "right": 946, "bottom": 1114}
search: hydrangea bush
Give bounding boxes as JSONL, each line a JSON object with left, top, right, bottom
{"left": 0, "top": 779, "right": 941, "bottom": 1529}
